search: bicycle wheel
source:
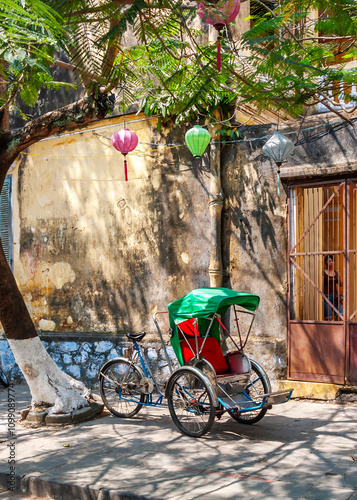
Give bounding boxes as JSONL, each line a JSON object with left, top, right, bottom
{"left": 99, "top": 359, "right": 145, "bottom": 418}
{"left": 230, "top": 363, "right": 269, "bottom": 425}
{"left": 167, "top": 368, "right": 215, "bottom": 438}
{"left": 0, "top": 368, "right": 9, "bottom": 388}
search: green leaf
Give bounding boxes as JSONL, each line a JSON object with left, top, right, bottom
{"left": 20, "top": 86, "right": 39, "bottom": 106}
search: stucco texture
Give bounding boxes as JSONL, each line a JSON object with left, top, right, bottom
{"left": 13, "top": 114, "right": 212, "bottom": 336}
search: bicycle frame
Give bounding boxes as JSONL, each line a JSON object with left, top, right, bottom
{"left": 120, "top": 340, "right": 168, "bottom": 409}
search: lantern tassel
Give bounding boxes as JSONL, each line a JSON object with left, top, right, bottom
{"left": 217, "top": 38, "right": 221, "bottom": 71}
{"left": 277, "top": 171, "right": 281, "bottom": 197}
{"left": 124, "top": 157, "right": 128, "bottom": 182}
{"left": 216, "top": 32, "right": 222, "bottom": 71}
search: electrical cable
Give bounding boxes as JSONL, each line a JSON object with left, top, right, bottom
{"left": 18, "top": 115, "right": 357, "bottom": 159}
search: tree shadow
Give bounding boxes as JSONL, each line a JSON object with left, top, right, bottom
{"left": 5, "top": 388, "right": 357, "bottom": 499}
{"left": 221, "top": 141, "right": 285, "bottom": 311}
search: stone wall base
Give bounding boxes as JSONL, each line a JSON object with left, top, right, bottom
{"left": 0, "top": 334, "right": 179, "bottom": 388}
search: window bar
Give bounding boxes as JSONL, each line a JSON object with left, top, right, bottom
{"left": 337, "top": 185, "right": 340, "bottom": 317}
{"left": 337, "top": 188, "right": 340, "bottom": 316}
{"left": 352, "top": 185, "right": 354, "bottom": 320}
{"left": 331, "top": 187, "right": 334, "bottom": 317}
{"left": 354, "top": 183, "right": 356, "bottom": 322}
{"left": 326, "top": 187, "right": 329, "bottom": 300}
{"left": 352, "top": 183, "right": 357, "bottom": 320}
{"left": 309, "top": 188, "right": 312, "bottom": 320}
{"left": 292, "top": 254, "right": 342, "bottom": 319}
{"left": 328, "top": 186, "right": 332, "bottom": 321}
{"left": 351, "top": 182, "right": 357, "bottom": 321}
{"left": 314, "top": 187, "right": 317, "bottom": 320}
{"left": 290, "top": 183, "right": 343, "bottom": 254}
{"left": 309, "top": 188, "right": 312, "bottom": 319}
{"left": 351, "top": 185, "right": 353, "bottom": 321}
{"left": 308, "top": 188, "right": 311, "bottom": 320}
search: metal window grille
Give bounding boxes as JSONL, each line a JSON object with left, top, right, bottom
{"left": 0, "top": 176, "right": 13, "bottom": 270}
{"left": 289, "top": 182, "right": 345, "bottom": 322}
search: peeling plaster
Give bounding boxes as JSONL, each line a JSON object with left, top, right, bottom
{"left": 181, "top": 252, "right": 190, "bottom": 264}
{"left": 39, "top": 319, "right": 56, "bottom": 331}
{"left": 48, "top": 262, "right": 76, "bottom": 289}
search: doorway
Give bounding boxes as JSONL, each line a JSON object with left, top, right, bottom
{"left": 288, "top": 179, "right": 357, "bottom": 384}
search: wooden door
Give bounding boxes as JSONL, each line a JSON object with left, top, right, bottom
{"left": 288, "top": 180, "right": 357, "bottom": 384}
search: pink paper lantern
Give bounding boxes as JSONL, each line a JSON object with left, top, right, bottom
{"left": 197, "top": 0, "right": 240, "bottom": 71}
{"left": 111, "top": 128, "right": 139, "bottom": 181}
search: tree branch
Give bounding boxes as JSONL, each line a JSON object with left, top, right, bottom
{"left": 0, "top": 90, "right": 114, "bottom": 172}
{"left": 55, "top": 60, "right": 108, "bottom": 85}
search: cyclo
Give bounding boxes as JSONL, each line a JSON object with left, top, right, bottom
{"left": 99, "top": 287, "right": 293, "bottom": 437}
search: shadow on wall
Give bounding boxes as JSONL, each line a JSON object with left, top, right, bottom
{"left": 221, "top": 141, "right": 286, "bottom": 309}
{"left": 17, "top": 120, "right": 212, "bottom": 335}
{"left": 293, "top": 119, "right": 357, "bottom": 166}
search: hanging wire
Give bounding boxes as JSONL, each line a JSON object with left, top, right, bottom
{"left": 19, "top": 143, "right": 183, "bottom": 158}
{"left": 18, "top": 116, "right": 357, "bottom": 159}
{"left": 294, "top": 107, "right": 309, "bottom": 144}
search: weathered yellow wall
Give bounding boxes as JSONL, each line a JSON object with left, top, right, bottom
{"left": 8, "top": 112, "right": 298, "bottom": 382}
{"left": 13, "top": 114, "right": 212, "bottom": 336}
{"left": 6, "top": 109, "right": 357, "bottom": 387}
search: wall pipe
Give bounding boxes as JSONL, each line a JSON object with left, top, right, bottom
{"left": 208, "top": 108, "right": 224, "bottom": 287}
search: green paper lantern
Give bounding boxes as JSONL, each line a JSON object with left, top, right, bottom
{"left": 185, "top": 125, "right": 211, "bottom": 159}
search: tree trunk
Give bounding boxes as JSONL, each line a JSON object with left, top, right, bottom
{"left": 8, "top": 337, "right": 90, "bottom": 413}
{"left": 0, "top": 89, "right": 113, "bottom": 412}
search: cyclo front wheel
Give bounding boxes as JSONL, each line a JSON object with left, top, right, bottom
{"left": 167, "top": 368, "right": 216, "bottom": 438}
{"left": 230, "top": 362, "right": 269, "bottom": 425}
{"left": 99, "top": 359, "right": 145, "bottom": 418}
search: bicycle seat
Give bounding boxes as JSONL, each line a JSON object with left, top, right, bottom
{"left": 127, "top": 331, "right": 147, "bottom": 342}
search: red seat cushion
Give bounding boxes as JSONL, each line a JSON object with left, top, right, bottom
{"left": 181, "top": 337, "right": 229, "bottom": 375}
{"left": 177, "top": 318, "right": 200, "bottom": 338}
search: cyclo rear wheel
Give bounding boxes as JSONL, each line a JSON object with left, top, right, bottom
{"left": 230, "top": 363, "right": 269, "bottom": 424}
{"left": 99, "top": 359, "right": 145, "bottom": 418}
{"left": 167, "top": 368, "right": 216, "bottom": 437}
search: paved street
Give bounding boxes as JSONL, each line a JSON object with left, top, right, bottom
{"left": 0, "top": 385, "right": 357, "bottom": 499}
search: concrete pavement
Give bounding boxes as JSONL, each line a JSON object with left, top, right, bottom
{"left": 1, "top": 385, "right": 357, "bottom": 499}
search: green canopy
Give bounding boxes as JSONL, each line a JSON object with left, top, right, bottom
{"left": 168, "top": 287, "right": 260, "bottom": 365}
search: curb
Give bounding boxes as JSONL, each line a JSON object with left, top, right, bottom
{"left": 0, "top": 471, "right": 159, "bottom": 500}
{"left": 21, "top": 400, "right": 105, "bottom": 427}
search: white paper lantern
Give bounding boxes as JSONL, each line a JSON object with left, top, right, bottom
{"left": 262, "top": 131, "right": 294, "bottom": 195}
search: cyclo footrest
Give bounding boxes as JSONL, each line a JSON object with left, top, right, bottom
{"left": 264, "top": 389, "right": 293, "bottom": 405}
{"left": 219, "top": 389, "right": 293, "bottom": 412}
{"left": 239, "top": 389, "right": 293, "bottom": 408}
